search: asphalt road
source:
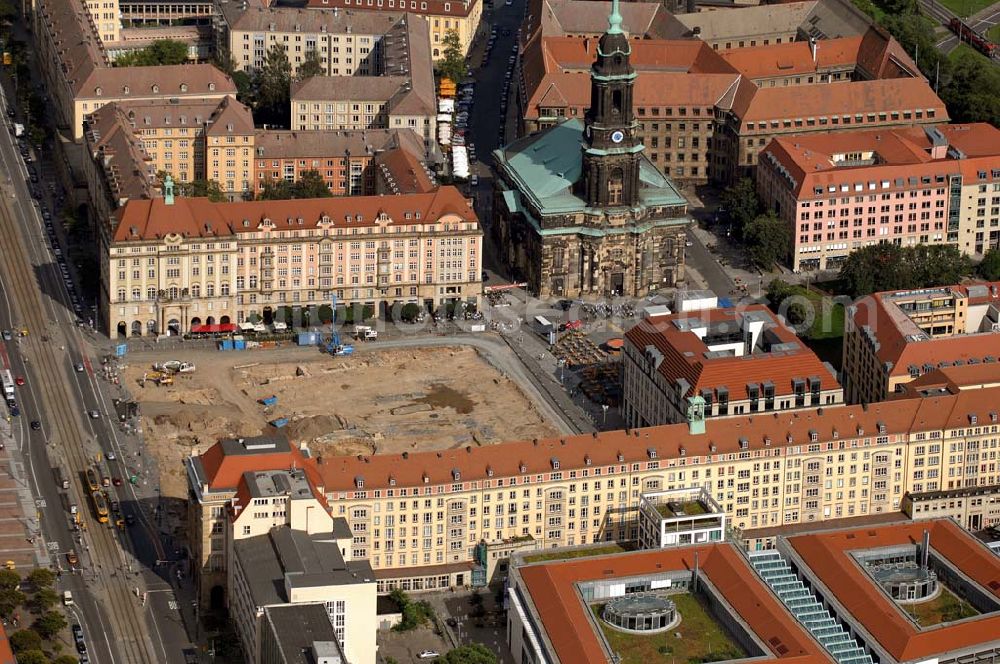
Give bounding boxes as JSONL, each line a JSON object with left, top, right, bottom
{"left": 0, "top": 82, "right": 191, "bottom": 662}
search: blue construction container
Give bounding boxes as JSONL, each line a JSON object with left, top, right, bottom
{"left": 219, "top": 340, "right": 234, "bottom": 351}
{"left": 234, "top": 339, "right": 247, "bottom": 350}
{"left": 298, "top": 332, "right": 318, "bottom": 346}
{"left": 260, "top": 396, "right": 278, "bottom": 407}
{"left": 270, "top": 418, "right": 289, "bottom": 428}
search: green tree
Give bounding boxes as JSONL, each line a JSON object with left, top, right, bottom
{"left": 743, "top": 212, "right": 790, "bottom": 270}
{"left": 440, "top": 643, "right": 498, "bottom": 664}
{"left": 839, "top": 243, "right": 913, "bottom": 296}
{"left": 766, "top": 279, "right": 796, "bottom": 308}
{"left": 0, "top": 569, "right": 20, "bottom": 591}
{"left": 719, "top": 177, "right": 760, "bottom": 237}
{"left": 14, "top": 650, "right": 48, "bottom": 664}
{"left": 54, "top": 657, "right": 80, "bottom": 664}
{"left": 255, "top": 44, "right": 292, "bottom": 126}
{"left": 977, "top": 249, "right": 1000, "bottom": 280}
{"left": 33, "top": 610, "right": 67, "bottom": 640}
{"left": 297, "top": 48, "right": 325, "bottom": 80}
{"left": 294, "top": 170, "right": 332, "bottom": 198}
{"left": 258, "top": 178, "right": 295, "bottom": 200}
{"left": 390, "top": 589, "right": 434, "bottom": 631}
{"left": 438, "top": 29, "right": 466, "bottom": 87}
{"left": 400, "top": 303, "right": 421, "bottom": 322}
{"left": 29, "top": 588, "right": 58, "bottom": 614}
{"left": 907, "top": 244, "right": 972, "bottom": 288}
{"left": 25, "top": 569, "right": 54, "bottom": 592}
{"left": 941, "top": 51, "right": 1000, "bottom": 126}
{"left": 8, "top": 630, "right": 42, "bottom": 653}
{"left": 182, "top": 179, "right": 228, "bottom": 202}
{"left": 0, "top": 588, "right": 26, "bottom": 618}
{"left": 115, "top": 39, "right": 189, "bottom": 66}
{"left": 0, "top": 0, "right": 16, "bottom": 21}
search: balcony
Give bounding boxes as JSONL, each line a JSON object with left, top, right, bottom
{"left": 156, "top": 288, "right": 191, "bottom": 304}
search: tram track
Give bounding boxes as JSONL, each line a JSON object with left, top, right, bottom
{"left": 0, "top": 189, "right": 157, "bottom": 663}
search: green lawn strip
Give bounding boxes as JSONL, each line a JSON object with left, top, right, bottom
{"left": 522, "top": 544, "right": 626, "bottom": 563}
{"left": 905, "top": 587, "right": 979, "bottom": 626}
{"left": 938, "top": 0, "right": 994, "bottom": 17}
{"left": 591, "top": 594, "right": 746, "bottom": 664}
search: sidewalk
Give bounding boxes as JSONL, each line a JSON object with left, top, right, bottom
{"left": 0, "top": 418, "right": 52, "bottom": 569}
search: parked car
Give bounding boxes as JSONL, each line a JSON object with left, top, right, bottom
{"left": 418, "top": 652, "right": 440, "bottom": 660}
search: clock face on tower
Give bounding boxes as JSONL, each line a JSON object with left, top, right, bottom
{"left": 611, "top": 130, "right": 625, "bottom": 144}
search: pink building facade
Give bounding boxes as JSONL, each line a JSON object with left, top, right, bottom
{"left": 757, "top": 128, "right": 959, "bottom": 272}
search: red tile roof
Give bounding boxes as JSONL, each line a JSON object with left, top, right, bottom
{"left": 0, "top": 623, "right": 14, "bottom": 664}
{"left": 892, "top": 362, "right": 1000, "bottom": 398}
{"left": 623, "top": 304, "right": 837, "bottom": 400}
{"left": 719, "top": 36, "right": 863, "bottom": 80}
{"left": 197, "top": 440, "right": 309, "bottom": 492}
{"left": 787, "top": 520, "right": 1000, "bottom": 661}
{"left": 112, "top": 186, "right": 477, "bottom": 242}
{"left": 524, "top": 71, "right": 739, "bottom": 120}
{"left": 762, "top": 124, "right": 1000, "bottom": 198}
{"left": 850, "top": 281, "right": 1000, "bottom": 379}
{"left": 304, "top": 0, "right": 481, "bottom": 18}
{"left": 517, "top": 544, "right": 830, "bottom": 664}
{"left": 731, "top": 77, "right": 947, "bottom": 124}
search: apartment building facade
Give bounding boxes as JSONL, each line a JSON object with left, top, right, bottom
{"left": 842, "top": 282, "right": 1000, "bottom": 405}
{"left": 102, "top": 184, "right": 482, "bottom": 337}
{"left": 623, "top": 305, "right": 843, "bottom": 428}
{"left": 711, "top": 77, "right": 946, "bottom": 186}
{"left": 286, "top": 14, "right": 438, "bottom": 157}
{"left": 192, "top": 384, "right": 1000, "bottom": 593}
{"left": 253, "top": 127, "right": 428, "bottom": 197}
{"left": 756, "top": 125, "right": 1000, "bottom": 271}
{"left": 302, "top": 0, "right": 484, "bottom": 60}
{"left": 216, "top": 3, "right": 396, "bottom": 77}
{"left": 84, "top": 0, "right": 121, "bottom": 44}
{"left": 101, "top": 96, "right": 255, "bottom": 199}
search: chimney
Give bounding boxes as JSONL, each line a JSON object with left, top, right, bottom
{"left": 921, "top": 529, "right": 930, "bottom": 569}
{"left": 809, "top": 37, "right": 817, "bottom": 65}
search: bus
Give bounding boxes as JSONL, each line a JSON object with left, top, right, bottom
{"left": 90, "top": 491, "right": 109, "bottom": 523}
{"left": 85, "top": 469, "right": 99, "bottom": 492}
{"left": 0, "top": 370, "right": 12, "bottom": 398}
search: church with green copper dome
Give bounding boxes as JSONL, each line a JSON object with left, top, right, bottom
{"left": 492, "top": 0, "right": 690, "bottom": 298}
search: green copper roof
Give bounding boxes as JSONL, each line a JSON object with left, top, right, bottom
{"left": 607, "top": 0, "right": 623, "bottom": 34}
{"left": 492, "top": 118, "right": 688, "bottom": 217}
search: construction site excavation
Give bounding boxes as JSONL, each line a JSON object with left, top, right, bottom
{"left": 124, "top": 344, "right": 560, "bottom": 500}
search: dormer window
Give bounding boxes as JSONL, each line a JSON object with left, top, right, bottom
{"left": 422, "top": 473, "right": 429, "bottom": 484}
{"left": 209, "top": 83, "right": 216, "bottom": 91}
{"left": 616, "top": 452, "right": 624, "bottom": 462}
{"left": 551, "top": 457, "right": 560, "bottom": 470}
{"left": 647, "top": 447, "right": 657, "bottom": 459}
{"left": 452, "top": 468, "right": 461, "bottom": 481}
{"left": 389, "top": 476, "right": 396, "bottom": 486}
{"left": 970, "top": 414, "right": 978, "bottom": 425}
{"left": 764, "top": 436, "right": 772, "bottom": 447}
{"left": 877, "top": 422, "right": 886, "bottom": 434}
{"left": 708, "top": 443, "right": 717, "bottom": 453}
{"left": 679, "top": 446, "right": 686, "bottom": 457}
{"left": 354, "top": 476, "right": 364, "bottom": 489}
{"left": 739, "top": 438, "right": 749, "bottom": 450}
{"left": 809, "top": 430, "right": 819, "bottom": 443}
{"left": 95, "top": 87, "right": 103, "bottom": 96}
{"left": 518, "top": 463, "right": 526, "bottom": 473}
{"left": 486, "top": 466, "right": 494, "bottom": 477}
{"left": 180, "top": 83, "right": 188, "bottom": 92}
{"left": 584, "top": 455, "right": 591, "bottom": 466}
{"left": 152, "top": 84, "right": 159, "bottom": 93}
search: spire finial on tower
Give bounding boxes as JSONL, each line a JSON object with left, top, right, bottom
{"left": 607, "top": 0, "right": 623, "bottom": 34}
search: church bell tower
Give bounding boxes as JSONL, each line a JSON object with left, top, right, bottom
{"left": 582, "top": 0, "right": 643, "bottom": 208}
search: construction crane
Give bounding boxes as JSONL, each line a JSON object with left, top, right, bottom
{"left": 323, "top": 294, "right": 354, "bottom": 356}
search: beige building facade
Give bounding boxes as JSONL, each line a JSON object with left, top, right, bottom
{"left": 192, "top": 384, "right": 1000, "bottom": 594}
{"left": 84, "top": 0, "right": 121, "bottom": 44}
{"left": 103, "top": 185, "right": 482, "bottom": 337}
